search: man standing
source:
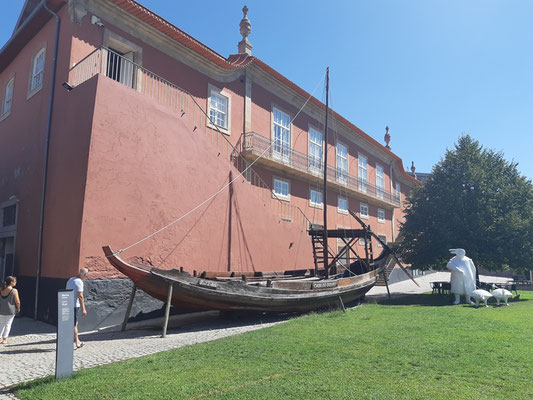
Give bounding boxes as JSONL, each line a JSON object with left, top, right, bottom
{"left": 66, "top": 268, "right": 88, "bottom": 348}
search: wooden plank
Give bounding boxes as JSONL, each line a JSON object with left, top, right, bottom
{"left": 121, "top": 284, "right": 137, "bottom": 332}
{"left": 161, "top": 283, "right": 173, "bottom": 338}
{"left": 309, "top": 228, "right": 366, "bottom": 238}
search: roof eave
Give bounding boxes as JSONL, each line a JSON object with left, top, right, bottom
{"left": 0, "top": 0, "right": 66, "bottom": 73}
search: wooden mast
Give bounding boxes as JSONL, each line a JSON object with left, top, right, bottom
{"left": 323, "top": 67, "right": 330, "bottom": 278}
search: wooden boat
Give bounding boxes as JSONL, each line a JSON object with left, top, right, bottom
{"left": 103, "top": 240, "right": 395, "bottom": 313}
{"left": 102, "top": 68, "right": 415, "bottom": 314}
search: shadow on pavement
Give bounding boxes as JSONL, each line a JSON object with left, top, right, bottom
{"left": 5, "top": 338, "right": 56, "bottom": 347}
{"left": 0, "top": 348, "right": 55, "bottom": 355}
{"left": 73, "top": 312, "right": 295, "bottom": 344}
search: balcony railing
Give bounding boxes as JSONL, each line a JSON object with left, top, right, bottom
{"left": 243, "top": 132, "right": 401, "bottom": 207}
{"left": 68, "top": 47, "right": 314, "bottom": 229}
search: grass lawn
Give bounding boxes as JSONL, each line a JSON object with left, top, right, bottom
{"left": 15, "top": 292, "right": 533, "bottom": 400}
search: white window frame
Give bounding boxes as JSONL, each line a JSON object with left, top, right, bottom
{"left": 338, "top": 196, "right": 348, "bottom": 214}
{"left": 376, "top": 164, "right": 384, "bottom": 199}
{"left": 272, "top": 177, "right": 290, "bottom": 201}
{"left": 272, "top": 106, "right": 291, "bottom": 163}
{"left": 336, "top": 141, "right": 348, "bottom": 184}
{"left": 1, "top": 78, "right": 14, "bottom": 120}
{"left": 308, "top": 126, "right": 323, "bottom": 175}
{"left": 358, "top": 154, "right": 368, "bottom": 193}
{"left": 378, "top": 208, "right": 385, "bottom": 223}
{"left": 360, "top": 202, "right": 369, "bottom": 219}
{"left": 309, "top": 188, "right": 323, "bottom": 209}
{"left": 395, "top": 182, "right": 401, "bottom": 201}
{"left": 28, "top": 47, "right": 45, "bottom": 98}
{"left": 377, "top": 235, "right": 387, "bottom": 248}
{"left": 207, "top": 84, "right": 231, "bottom": 135}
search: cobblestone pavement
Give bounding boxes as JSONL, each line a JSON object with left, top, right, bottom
{"left": 0, "top": 272, "right": 513, "bottom": 399}
{"left": 0, "top": 312, "right": 288, "bottom": 399}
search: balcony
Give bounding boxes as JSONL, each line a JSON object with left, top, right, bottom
{"left": 243, "top": 132, "right": 401, "bottom": 207}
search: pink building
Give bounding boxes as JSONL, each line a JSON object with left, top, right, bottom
{"left": 0, "top": 0, "right": 419, "bottom": 329}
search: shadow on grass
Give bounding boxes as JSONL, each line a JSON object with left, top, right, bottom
{"left": 14, "top": 376, "right": 55, "bottom": 393}
{"left": 373, "top": 293, "right": 530, "bottom": 307}
{"left": 376, "top": 293, "right": 455, "bottom": 306}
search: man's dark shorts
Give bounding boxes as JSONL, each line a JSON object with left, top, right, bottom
{"left": 74, "top": 307, "right": 80, "bottom": 326}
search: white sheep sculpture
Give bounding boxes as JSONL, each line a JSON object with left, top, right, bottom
{"left": 491, "top": 288, "right": 513, "bottom": 306}
{"left": 470, "top": 289, "right": 493, "bottom": 307}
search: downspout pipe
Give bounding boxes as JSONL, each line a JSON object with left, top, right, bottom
{"left": 34, "top": 0, "right": 61, "bottom": 320}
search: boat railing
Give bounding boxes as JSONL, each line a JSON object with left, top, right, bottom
{"left": 68, "top": 47, "right": 312, "bottom": 229}
{"left": 243, "top": 132, "right": 401, "bottom": 207}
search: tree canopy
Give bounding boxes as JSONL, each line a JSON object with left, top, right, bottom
{"left": 400, "top": 135, "right": 533, "bottom": 271}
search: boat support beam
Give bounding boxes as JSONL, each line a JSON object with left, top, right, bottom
{"left": 338, "top": 296, "right": 346, "bottom": 313}
{"left": 121, "top": 284, "right": 137, "bottom": 332}
{"left": 161, "top": 283, "right": 173, "bottom": 338}
{"left": 382, "top": 270, "right": 391, "bottom": 300}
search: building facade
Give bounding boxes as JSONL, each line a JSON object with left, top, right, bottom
{"left": 0, "top": 0, "right": 419, "bottom": 329}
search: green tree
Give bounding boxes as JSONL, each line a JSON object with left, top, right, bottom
{"left": 400, "top": 135, "right": 533, "bottom": 272}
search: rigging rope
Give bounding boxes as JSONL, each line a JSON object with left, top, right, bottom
{"left": 112, "top": 71, "right": 327, "bottom": 256}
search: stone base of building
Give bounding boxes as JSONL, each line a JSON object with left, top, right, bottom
{"left": 16, "top": 276, "right": 166, "bottom": 332}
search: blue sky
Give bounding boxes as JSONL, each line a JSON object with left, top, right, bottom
{"left": 2, "top": 1, "right": 532, "bottom": 179}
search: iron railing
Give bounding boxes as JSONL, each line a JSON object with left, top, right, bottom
{"left": 243, "top": 132, "right": 401, "bottom": 207}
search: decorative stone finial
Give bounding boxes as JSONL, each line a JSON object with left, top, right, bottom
{"left": 411, "top": 161, "right": 416, "bottom": 178}
{"left": 238, "top": 5, "right": 252, "bottom": 55}
{"left": 384, "top": 126, "right": 391, "bottom": 149}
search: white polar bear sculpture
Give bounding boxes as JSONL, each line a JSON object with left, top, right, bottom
{"left": 470, "top": 289, "right": 493, "bottom": 307}
{"left": 446, "top": 249, "right": 477, "bottom": 305}
{"left": 492, "top": 288, "right": 513, "bottom": 306}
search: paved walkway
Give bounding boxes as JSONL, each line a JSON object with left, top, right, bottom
{"left": 0, "top": 312, "right": 288, "bottom": 399}
{"left": 0, "top": 272, "right": 512, "bottom": 399}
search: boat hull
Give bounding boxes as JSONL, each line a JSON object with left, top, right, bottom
{"left": 103, "top": 246, "right": 380, "bottom": 313}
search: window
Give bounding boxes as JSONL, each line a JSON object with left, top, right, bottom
{"left": 378, "top": 208, "right": 385, "bottom": 223}
{"left": 2, "top": 78, "right": 14, "bottom": 118}
{"left": 377, "top": 235, "right": 387, "bottom": 248}
{"left": 272, "top": 107, "right": 291, "bottom": 162}
{"left": 376, "top": 164, "right": 384, "bottom": 199}
{"left": 208, "top": 86, "right": 229, "bottom": 132}
{"left": 359, "top": 237, "right": 367, "bottom": 246}
{"left": 358, "top": 154, "right": 368, "bottom": 192}
{"left": 336, "top": 142, "right": 348, "bottom": 184}
{"left": 2, "top": 205, "right": 16, "bottom": 227}
{"left": 310, "top": 188, "right": 323, "bottom": 208}
{"left": 395, "top": 182, "right": 401, "bottom": 201}
{"left": 338, "top": 196, "right": 348, "bottom": 214}
{"left": 273, "top": 177, "right": 290, "bottom": 200}
{"left": 308, "top": 127, "right": 322, "bottom": 174}
{"left": 29, "top": 48, "right": 45, "bottom": 94}
{"left": 360, "top": 202, "right": 369, "bottom": 219}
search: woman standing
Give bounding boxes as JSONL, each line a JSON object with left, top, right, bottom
{"left": 0, "top": 276, "right": 21, "bottom": 344}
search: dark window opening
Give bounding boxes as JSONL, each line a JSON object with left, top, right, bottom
{"left": 3, "top": 205, "right": 16, "bottom": 227}
{"left": 106, "top": 47, "right": 124, "bottom": 83}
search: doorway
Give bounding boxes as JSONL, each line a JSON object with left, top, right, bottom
{"left": 0, "top": 237, "right": 14, "bottom": 281}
